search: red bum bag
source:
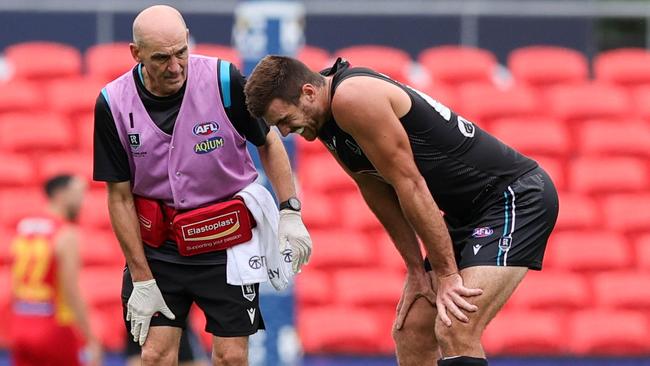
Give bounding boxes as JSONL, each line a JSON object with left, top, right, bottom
{"left": 133, "top": 195, "right": 256, "bottom": 256}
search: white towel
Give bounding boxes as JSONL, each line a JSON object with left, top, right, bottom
{"left": 226, "top": 182, "right": 294, "bottom": 290}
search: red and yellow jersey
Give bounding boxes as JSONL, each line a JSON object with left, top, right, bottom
{"left": 10, "top": 214, "right": 75, "bottom": 325}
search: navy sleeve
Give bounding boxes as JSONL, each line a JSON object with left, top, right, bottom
{"left": 219, "top": 60, "right": 270, "bottom": 147}
{"left": 92, "top": 92, "right": 131, "bottom": 182}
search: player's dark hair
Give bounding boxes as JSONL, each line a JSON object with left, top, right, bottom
{"left": 244, "top": 55, "right": 324, "bottom": 118}
{"left": 44, "top": 174, "right": 74, "bottom": 198}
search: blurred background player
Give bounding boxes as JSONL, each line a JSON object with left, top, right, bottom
{"left": 8, "top": 174, "right": 103, "bottom": 366}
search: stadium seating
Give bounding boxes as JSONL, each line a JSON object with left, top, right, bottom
{"left": 546, "top": 82, "right": 630, "bottom": 122}
{"left": 0, "top": 153, "right": 37, "bottom": 187}
{"left": 331, "top": 269, "right": 403, "bottom": 307}
{"left": 4, "top": 41, "right": 82, "bottom": 81}
{"left": 84, "top": 42, "right": 135, "bottom": 84}
{"left": 192, "top": 43, "right": 242, "bottom": 68}
{"left": 636, "top": 234, "right": 650, "bottom": 271}
{"left": 508, "top": 270, "right": 590, "bottom": 309}
{"left": 339, "top": 192, "right": 382, "bottom": 233}
{"left": 295, "top": 268, "right": 332, "bottom": 306}
{"left": 632, "top": 85, "right": 650, "bottom": 120}
{"left": 602, "top": 194, "right": 650, "bottom": 232}
{"left": 456, "top": 84, "right": 542, "bottom": 127}
{"left": 0, "top": 80, "right": 42, "bottom": 113}
{"left": 531, "top": 156, "right": 566, "bottom": 191}
{"left": 300, "top": 193, "right": 337, "bottom": 230}
{"left": 298, "top": 45, "right": 332, "bottom": 71}
{"left": 546, "top": 230, "right": 632, "bottom": 271}
{"left": 298, "top": 154, "right": 356, "bottom": 194}
{"left": 308, "top": 229, "right": 376, "bottom": 268}
{"left": 36, "top": 152, "right": 95, "bottom": 186}
{"left": 45, "top": 77, "right": 104, "bottom": 118}
{"left": 483, "top": 310, "right": 566, "bottom": 355}
{"left": 490, "top": 117, "right": 570, "bottom": 157}
{"left": 0, "top": 188, "right": 47, "bottom": 230}
{"left": 418, "top": 46, "right": 497, "bottom": 87}
{"left": 593, "top": 271, "right": 650, "bottom": 310}
{"left": 594, "top": 48, "right": 650, "bottom": 87}
{"left": 508, "top": 46, "right": 589, "bottom": 89}
{"left": 0, "top": 269, "right": 11, "bottom": 348}
{"left": 0, "top": 112, "right": 74, "bottom": 153}
{"left": 578, "top": 119, "right": 650, "bottom": 157}
{"left": 568, "top": 157, "right": 648, "bottom": 194}
{"left": 334, "top": 45, "right": 412, "bottom": 84}
{"left": 569, "top": 310, "right": 650, "bottom": 355}
{"left": 553, "top": 192, "right": 599, "bottom": 230}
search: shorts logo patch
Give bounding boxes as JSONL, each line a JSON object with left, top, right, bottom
{"left": 128, "top": 133, "right": 141, "bottom": 150}
{"left": 193, "top": 121, "right": 219, "bottom": 136}
{"left": 473, "top": 244, "right": 482, "bottom": 255}
{"left": 499, "top": 236, "right": 512, "bottom": 251}
{"left": 242, "top": 285, "right": 256, "bottom": 302}
{"left": 194, "top": 136, "right": 225, "bottom": 154}
{"left": 247, "top": 308, "right": 256, "bottom": 324}
{"left": 472, "top": 227, "right": 493, "bottom": 238}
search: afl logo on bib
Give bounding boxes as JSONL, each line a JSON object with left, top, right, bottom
{"left": 192, "top": 121, "right": 219, "bottom": 136}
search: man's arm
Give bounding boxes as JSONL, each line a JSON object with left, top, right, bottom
{"left": 106, "top": 181, "right": 152, "bottom": 281}
{"left": 332, "top": 77, "right": 481, "bottom": 325}
{"left": 54, "top": 227, "right": 102, "bottom": 365}
{"left": 257, "top": 130, "right": 295, "bottom": 203}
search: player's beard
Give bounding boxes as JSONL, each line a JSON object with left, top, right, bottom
{"left": 66, "top": 206, "right": 81, "bottom": 223}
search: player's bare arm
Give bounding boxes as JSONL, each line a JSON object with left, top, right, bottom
{"left": 107, "top": 181, "right": 153, "bottom": 282}
{"left": 257, "top": 129, "right": 296, "bottom": 203}
{"left": 331, "top": 77, "right": 482, "bottom": 325}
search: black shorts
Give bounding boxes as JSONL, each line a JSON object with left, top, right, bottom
{"left": 122, "top": 259, "right": 265, "bottom": 337}
{"left": 125, "top": 323, "right": 205, "bottom": 361}
{"left": 426, "top": 166, "right": 559, "bottom": 271}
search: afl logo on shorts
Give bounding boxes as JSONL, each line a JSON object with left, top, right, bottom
{"left": 472, "top": 227, "right": 493, "bottom": 238}
{"left": 193, "top": 121, "right": 219, "bottom": 136}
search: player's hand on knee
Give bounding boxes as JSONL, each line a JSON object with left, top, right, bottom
{"left": 435, "top": 273, "right": 482, "bottom": 327}
{"left": 279, "top": 209, "right": 313, "bottom": 274}
{"left": 126, "top": 279, "right": 176, "bottom": 346}
{"left": 394, "top": 269, "right": 436, "bottom": 330}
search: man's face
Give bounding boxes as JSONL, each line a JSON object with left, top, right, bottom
{"left": 264, "top": 96, "right": 322, "bottom": 141}
{"left": 133, "top": 32, "right": 189, "bottom": 96}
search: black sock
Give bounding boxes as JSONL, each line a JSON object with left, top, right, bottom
{"left": 437, "top": 356, "right": 488, "bottom": 366}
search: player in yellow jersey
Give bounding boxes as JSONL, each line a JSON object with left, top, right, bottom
{"left": 9, "top": 174, "right": 103, "bottom": 366}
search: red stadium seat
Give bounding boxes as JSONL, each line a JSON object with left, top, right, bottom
{"left": 490, "top": 117, "right": 570, "bottom": 157}
{"left": 298, "top": 45, "right": 331, "bottom": 72}
{"left": 192, "top": 43, "right": 242, "bottom": 69}
{"left": 554, "top": 192, "right": 599, "bottom": 230}
{"left": 298, "top": 154, "right": 356, "bottom": 194}
{"left": 84, "top": 42, "right": 135, "bottom": 84}
{"left": 508, "top": 46, "right": 588, "bottom": 89}
{"left": 482, "top": 310, "right": 565, "bottom": 355}
{"left": 508, "top": 270, "right": 589, "bottom": 309}
{"left": 0, "top": 153, "right": 37, "bottom": 187}
{"left": 76, "top": 112, "right": 95, "bottom": 153}
{"left": 308, "top": 229, "right": 376, "bottom": 268}
{"left": 0, "top": 188, "right": 47, "bottom": 229}
{"left": 457, "top": 85, "right": 542, "bottom": 127}
{"left": 569, "top": 310, "right": 650, "bottom": 355}
{"left": 78, "top": 188, "right": 111, "bottom": 230}
{"left": 332, "top": 269, "right": 402, "bottom": 307}
{"left": 335, "top": 45, "right": 412, "bottom": 83}
{"left": 373, "top": 232, "right": 409, "bottom": 273}
{"left": 417, "top": 84, "right": 460, "bottom": 111}
{"left": 631, "top": 86, "right": 650, "bottom": 120}
{"left": 0, "top": 80, "right": 42, "bottom": 112}
{"left": 295, "top": 268, "right": 332, "bottom": 306}
{"left": 0, "top": 269, "right": 11, "bottom": 348}
{"left": 89, "top": 304, "right": 125, "bottom": 351}
{"left": 593, "top": 271, "right": 650, "bottom": 310}
{"left": 45, "top": 77, "right": 105, "bottom": 118}
{"left": 4, "top": 41, "right": 82, "bottom": 81}
{"left": 37, "top": 153, "right": 95, "bottom": 186}
{"left": 295, "top": 134, "right": 330, "bottom": 158}
{"left": 636, "top": 234, "right": 650, "bottom": 271}
{"left": 78, "top": 229, "right": 123, "bottom": 268}
{"left": 579, "top": 119, "right": 650, "bottom": 157}
{"left": 418, "top": 46, "right": 497, "bottom": 87}
{"left": 300, "top": 193, "right": 337, "bottom": 230}
{"left": 546, "top": 83, "right": 630, "bottom": 122}
{"left": 80, "top": 267, "right": 123, "bottom": 307}
{"left": 0, "top": 112, "right": 74, "bottom": 153}
{"left": 569, "top": 157, "right": 648, "bottom": 194}
{"left": 546, "top": 230, "right": 632, "bottom": 271}
{"left": 0, "top": 227, "right": 13, "bottom": 265}
{"left": 298, "top": 305, "right": 383, "bottom": 354}
{"left": 603, "top": 194, "right": 650, "bottom": 232}
{"left": 529, "top": 156, "right": 566, "bottom": 191}
{"left": 340, "top": 192, "right": 382, "bottom": 233}
{"left": 594, "top": 48, "right": 650, "bottom": 87}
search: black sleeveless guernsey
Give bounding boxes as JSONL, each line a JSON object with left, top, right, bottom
{"left": 318, "top": 58, "right": 538, "bottom": 224}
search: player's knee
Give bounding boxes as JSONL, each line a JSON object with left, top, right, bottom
{"left": 212, "top": 347, "right": 247, "bottom": 366}
{"left": 140, "top": 346, "right": 175, "bottom": 366}
{"left": 434, "top": 316, "right": 481, "bottom": 351}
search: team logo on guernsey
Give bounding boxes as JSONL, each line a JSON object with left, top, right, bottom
{"left": 472, "top": 227, "right": 493, "bottom": 238}
{"left": 193, "top": 121, "right": 219, "bottom": 136}
{"left": 194, "top": 136, "right": 225, "bottom": 154}
{"left": 128, "top": 133, "right": 141, "bottom": 150}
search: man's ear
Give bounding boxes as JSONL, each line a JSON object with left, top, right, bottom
{"left": 129, "top": 43, "right": 141, "bottom": 63}
{"left": 301, "top": 83, "right": 316, "bottom": 102}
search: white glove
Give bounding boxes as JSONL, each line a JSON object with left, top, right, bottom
{"left": 126, "top": 279, "right": 175, "bottom": 346}
{"left": 278, "top": 209, "right": 312, "bottom": 274}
